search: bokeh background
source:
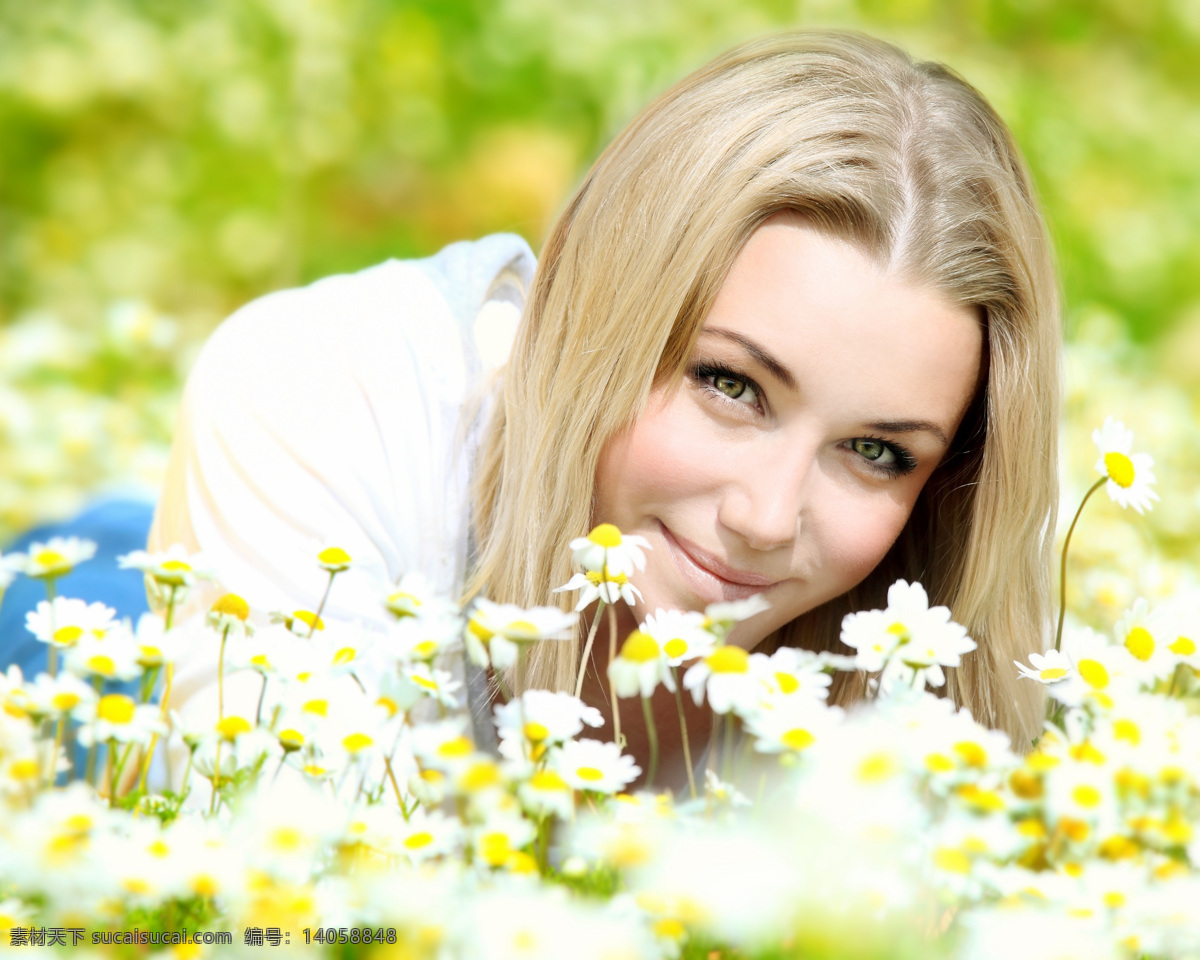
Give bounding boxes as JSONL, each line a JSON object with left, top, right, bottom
{"left": 2, "top": 0, "right": 1199, "bottom": 632}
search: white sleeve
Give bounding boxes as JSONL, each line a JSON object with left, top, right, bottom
{"left": 148, "top": 235, "right": 535, "bottom": 777}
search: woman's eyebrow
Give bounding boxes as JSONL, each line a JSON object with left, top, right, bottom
{"left": 701, "top": 327, "right": 797, "bottom": 391}
{"left": 701, "top": 327, "right": 951, "bottom": 446}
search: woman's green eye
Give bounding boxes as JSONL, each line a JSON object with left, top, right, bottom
{"left": 852, "top": 438, "right": 895, "bottom": 463}
{"left": 714, "top": 375, "right": 747, "bottom": 399}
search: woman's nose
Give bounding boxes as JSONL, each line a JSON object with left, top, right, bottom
{"left": 716, "top": 437, "right": 814, "bottom": 552}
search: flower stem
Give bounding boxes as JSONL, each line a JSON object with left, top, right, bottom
{"left": 309, "top": 570, "right": 337, "bottom": 638}
{"left": 256, "top": 673, "right": 269, "bottom": 727}
{"left": 45, "top": 577, "right": 58, "bottom": 679}
{"left": 46, "top": 716, "right": 65, "bottom": 788}
{"left": 574, "top": 600, "right": 607, "bottom": 698}
{"left": 217, "top": 624, "right": 230, "bottom": 720}
{"left": 640, "top": 695, "right": 659, "bottom": 789}
{"left": 608, "top": 604, "right": 622, "bottom": 748}
{"left": 1055, "top": 477, "right": 1107, "bottom": 653}
{"left": 670, "top": 667, "right": 697, "bottom": 799}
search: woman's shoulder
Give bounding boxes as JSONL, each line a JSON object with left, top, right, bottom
{"left": 194, "top": 232, "right": 536, "bottom": 390}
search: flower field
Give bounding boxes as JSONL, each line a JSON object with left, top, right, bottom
{"left": 2, "top": 415, "right": 1200, "bottom": 960}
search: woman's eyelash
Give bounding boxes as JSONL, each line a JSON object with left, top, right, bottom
{"left": 691, "top": 361, "right": 763, "bottom": 410}
{"left": 689, "top": 360, "right": 918, "bottom": 479}
{"left": 853, "top": 435, "right": 918, "bottom": 477}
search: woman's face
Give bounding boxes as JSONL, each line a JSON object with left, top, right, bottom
{"left": 592, "top": 216, "right": 983, "bottom": 649}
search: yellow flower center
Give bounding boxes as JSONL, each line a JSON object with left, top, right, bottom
{"left": 9, "top": 758, "right": 39, "bottom": 781}
{"left": 925, "top": 753, "right": 955, "bottom": 773}
{"left": 576, "top": 766, "right": 605, "bottom": 782}
{"left": 98, "top": 694, "right": 136, "bottom": 724}
{"left": 250, "top": 654, "right": 271, "bottom": 669}
{"left": 33, "top": 549, "right": 69, "bottom": 571}
{"left": 621, "top": 630, "right": 660, "bottom": 663}
{"left": 523, "top": 722, "right": 549, "bottom": 742}
{"left": 653, "top": 919, "right": 686, "bottom": 940}
{"left": 160, "top": 559, "right": 191, "bottom": 572}
{"left": 216, "top": 716, "right": 252, "bottom": 740}
{"left": 1124, "top": 626, "right": 1154, "bottom": 661}
{"left": 781, "top": 728, "right": 815, "bottom": 751}
{"left": 376, "top": 696, "right": 399, "bottom": 717}
{"left": 318, "top": 547, "right": 352, "bottom": 567}
{"left": 1104, "top": 451, "right": 1135, "bottom": 488}
{"left": 270, "top": 826, "right": 305, "bottom": 851}
{"left": 933, "top": 847, "right": 972, "bottom": 874}
{"left": 86, "top": 654, "right": 116, "bottom": 676}
{"left": 953, "top": 741, "right": 988, "bottom": 768}
{"left": 587, "top": 523, "right": 622, "bottom": 548}
{"left": 479, "top": 833, "right": 511, "bottom": 866}
{"left": 302, "top": 699, "right": 328, "bottom": 717}
{"left": 294, "top": 610, "right": 324, "bottom": 632}
{"left": 1169, "top": 635, "right": 1196, "bottom": 656}
{"left": 1113, "top": 719, "right": 1141, "bottom": 745}
{"left": 343, "top": 732, "right": 374, "bottom": 754}
{"left": 460, "top": 761, "right": 501, "bottom": 791}
{"left": 706, "top": 645, "right": 749, "bottom": 674}
{"left": 468, "top": 614, "right": 494, "bottom": 643}
{"left": 1039, "top": 667, "right": 1068, "bottom": 681}
{"left": 1077, "top": 659, "right": 1109, "bottom": 689}
{"left": 411, "top": 673, "right": 438, "bottom": 691}
{"left": 53, "top": 625, "right": 84, "bottom": 646}
{"left": 413, "top": 640, "right": 437, "bottom": 659}
{"left": 279, "top": 728, "right": 305, "bottom": 750}
{"left": 210, "top": 594, "right": 250, "bottom": 620}
{"left": 886, "top": 621, "right": 910, "bottom": 642}
{"left": 648, "top": 638, "right": 682, "bottom": 663}
{"left": 139, "top": 645, "right": 163, "bottom": 663}
{"left": 1072, "top": 785, "right": 1102, "bottom": 808}
{"left": 332, "top": 646, "right": 356, "bottom": 665}
{"left": 857, "top": 751, "right": 898, "bottom": 783}
{"left": 148, "top": 840, "right": 170, "bottom": 858}
{"left": 1104, "top": 891, "right": 1126, "bottom": 910}
{"left": 586, "top": 567, "right": 628, "bottom": 586}
{"left": 52, "top": 691, "right": 81, "bottom": 712}
{"left": 774, "top": 671, "right": 800, "bottom": 694}
{"left": 192, "top": 874, "right": 219, "bottom": 898}
{"left": 437, "top": 736, "right": 473, "bottom": 758}
{"left": 528, "top": 769, "right": 569, "bottom": 792}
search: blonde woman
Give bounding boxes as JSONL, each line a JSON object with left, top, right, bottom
{"left": 152, "top": 31, "right": 1058, "bottom": 786}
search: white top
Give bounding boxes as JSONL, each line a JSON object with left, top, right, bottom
{"left": 149, "top": 234, "right": 536, "bottom": 767}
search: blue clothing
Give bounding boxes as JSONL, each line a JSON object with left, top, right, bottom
{"left": 0, "top": 495, "right": 154, "bottom": 685}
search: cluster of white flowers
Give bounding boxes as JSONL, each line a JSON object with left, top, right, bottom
{"left": 2, "top": 421, "right": 1195, "bottom": 960}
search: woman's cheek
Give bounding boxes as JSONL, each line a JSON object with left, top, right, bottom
{"left": 818, "top": 493, "right": 911, "bottom": 587}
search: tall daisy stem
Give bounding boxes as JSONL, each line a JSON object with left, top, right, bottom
{"left": 45, "top": 577, "right": 58, "bottom": 679}
{"left": 1055, "top": 478, "right": 1107, "bottom": 653}
{"left": 574, "top": 600, "right": 607, "bottom": 698}
{"left": 670, "top": 668, "right": 697, "bottom": 799}
{"left": 608, "top": 604, "right": 622, "bottom": 747}
{"left": 309, "top": 570, "right": 337, "bottom": 639}
{"left": 640, "top": 695, "right": 658, "bottom": 789}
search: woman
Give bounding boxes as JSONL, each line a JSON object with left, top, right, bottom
{"left": 152, "top": 31, "right": 1059, "bottom": 776}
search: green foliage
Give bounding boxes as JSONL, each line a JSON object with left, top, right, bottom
{"left": 2, "top": 0, "right": 1199, "bottom": 540}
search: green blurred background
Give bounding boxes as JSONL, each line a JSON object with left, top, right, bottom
{"left": 2, "top": 0, "right": 1199, "bottom": 625}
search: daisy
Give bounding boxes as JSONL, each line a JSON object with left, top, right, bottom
{"left": 608, "top": 629, "right": 674, "bottom": 699}
{"left": 394, "top": 809, "right": 462, "bottom": 864}
{"left": 465, "top": 598, "right": 577, "bottom": 670}
{"left": 1092, "top": 417, "right": 1158, "bottom": 514}
{"left": 316, "top": 544, "right": 353, "bottom": 573}
{"left": 23, "top": 672, "right": 96, "bottom": 720}
{"left": 383, "top": 571, "right": 458, "bottom": 621}
{"left": 1113, "top": 598, "right": 1177, "bottom": 684}
{"left": 703, "top": 594, "right": 771, "bottom": 641}
{"left": 756, "top": 646, "right": 834, "bottom": 704}
{"left": 25, "top": 598, "right": 116, "bottom": 647}
{"left": 517, "top": 767, "right": 574, "bottom": 820}
{"left": 682, "top": 645, "right": 768, "bottom": 714}
{"left": 568, "top": 523, "right": 651, "bottom": 579}
{"left": 3, "top": 536, "right": 96, "bottom": 580}
{"left": 1015, "top": 649, "right": 1075, "bottom": 685}
{"left": 553, "top": 738, "right": 641, "bottom": 794}
{"left": 743, "top": 697, "right": 842, "bottom": 755}
{"left": 493, "top": 690, "right": 604, "bottom": 755}
{"left": 641, "top": 609, "right": 717, "bottom": 667}
{"left": 117, "top": 545, "right": 216, "bottom": 589}
{"left": 207, "top": 592, "right": 253, "bottom": 635}
{"left": 64, "top": 630, "right": 143, "bottom": 683}
{"left": 75, "top": 693, "right": 165, "bottom": 746}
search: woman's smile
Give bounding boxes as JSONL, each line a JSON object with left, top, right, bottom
{"left": 659, "top": 521, "right": 782, "bottom": 603}
{"left": 592, "top": 214, "right": 984, "bottom": 651}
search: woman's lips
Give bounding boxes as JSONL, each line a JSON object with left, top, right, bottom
{"left": 659, "top": 522, "right": 779, "bottom": 604}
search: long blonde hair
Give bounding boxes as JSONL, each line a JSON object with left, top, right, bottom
{"left": 467, "top": 31, "right": 1059, "bottom": 748}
